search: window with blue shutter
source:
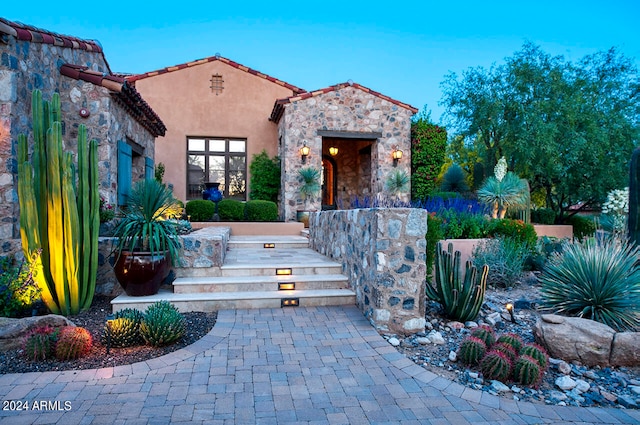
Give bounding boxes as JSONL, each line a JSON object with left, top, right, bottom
{"left": 145, "top": 157, "right": 154, "bottom": 181}
{"left": 117, "top": 140, "right": 132, "bottom": 206}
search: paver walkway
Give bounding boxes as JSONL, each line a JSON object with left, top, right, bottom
{"left": 1, "top": 306, "right": 639, "bottom": 424}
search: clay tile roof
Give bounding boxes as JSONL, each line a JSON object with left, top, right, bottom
{"left": 269, "top": 81, "right": 418, "bottom": 123}
{"left": 60, "top": 64, "right": 167, "bottom": 137}
{"left": 0, "top": 17, "right": 103, "bottom": 54}
{"left": 125, "top": 55, "right": 306, "bottom": 94}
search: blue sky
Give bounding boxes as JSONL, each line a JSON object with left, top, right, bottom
{"left": 3, "top": 1, "right": 639, "bottom": 125}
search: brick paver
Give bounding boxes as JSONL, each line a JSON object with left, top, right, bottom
{"left": 1, "top": 306, "right": 639, "bottom": 424}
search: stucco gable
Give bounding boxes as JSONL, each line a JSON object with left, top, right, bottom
{"left": 269, "top": 81, "right": 418, "bottom": 123}
{"left": 126, "top": 55, "right": 306, "bottom": 94}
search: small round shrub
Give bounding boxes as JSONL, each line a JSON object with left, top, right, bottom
{"left": 23, "top": 326, "right": 57, "bottom": 361}
{"left": 472, "top": 237, "right": 527, "bottom": 288}
{"left": 185, "top": 200, "right": 216, "bottom": 222}
{"left": 480, "top": 350, "right": 512, "bottom": 381}
{"left": 217, "top": 199, "right": 245, "bottom": 221}
{"left": 457, "top": 336, "right": 487, "bottom": 366}
{"left": 513, "top": 355, "right": 543, "bottom": 387}
{"left": 520, "top": 343, "right": 549, "bottom": 371}
{"left": 55, "top": 326, "right": 93, "bottom": 360}
{"left": 487, "top": 219, "right": 537, "bottom": 249}
{"left": 141, "top": 301, "right": 186, "bottom": 347}
{"left": 496, "top": 333, "right": 524, "bottom": 353}
{"left": 531, "top": 208, "right": 556, "bottom": 225}
{"left": 245, "top": 200, "right": 278, "bottom": 221}
{"left": 470, "top": 325, "right": 496, "bottom": 348}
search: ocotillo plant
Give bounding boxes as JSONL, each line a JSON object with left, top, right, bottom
{"left": 17, "top": 89, "right": 100, "bottom": 315}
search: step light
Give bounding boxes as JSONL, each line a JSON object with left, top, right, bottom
{"left": 281, "top": 298, "right": 299, "bottom": 307}
{"left": 276, "top": 268, "right": 292, "bottom": 276}
{"left": 278, "top": 282, "right": 296, "bottom": 291}
{"left": 263, "top": 243, "right": 275, "bottom": 249}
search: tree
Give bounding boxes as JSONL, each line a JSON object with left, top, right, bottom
{"left": 411, "top": 106, "right": 447, "bottom": 201}
{"left": 440, "top": 42, "right": 640, "bottom": 220}
{"left": 249, "top": 150, "right": 280, "bottom": 203}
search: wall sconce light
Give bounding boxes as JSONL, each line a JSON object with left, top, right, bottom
{"left": 300, "top": 142, "right": 310, "bottom": 163}
{"left": 392, "top": 146, "right": 403, "bottom": 167}
{"left": 329, "top": 146, "right": 339, "bottom": 156}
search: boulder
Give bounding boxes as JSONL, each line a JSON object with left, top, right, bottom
{"left": 0, "top": 315, "right": 75, "bottom": 351}
{"left": 534, "top": 314, "right": 615, "bottom": 366}
{"left": 610, "top": 332, "right": 640, "bottom": 367}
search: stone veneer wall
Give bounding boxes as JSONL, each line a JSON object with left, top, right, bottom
{"left": 277, "top": 85, "right": 415, "bottom": 222}
{"left": 96, "top": 227, "right": 230, "bottom": 295}
{"left": 0, "top": 36, "right": 155, "bottom": 254}
{"left": 309, "top": 208, "right": 427, "bottom": 335}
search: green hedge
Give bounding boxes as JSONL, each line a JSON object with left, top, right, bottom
{"left": 185, "top": 200, "right": 216, "bottom": 221}
{"left": 487, "top": 218, "right": 537, "bottom": 249}
{"left": 531, "top": 208, "right": 556, "bottom": 225}
{"left": 564, "top": 215, "right": 597, "bottom": 240}
{"left": 245, "top": 200, "right": 278, "bottom": 221}
{"left": 217, "top": 199, "right": 245, "bottom": 221}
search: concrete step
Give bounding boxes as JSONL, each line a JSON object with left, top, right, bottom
{"left": 227, "top": 235, "right": 309, "bottom": 250}
{"left": 173, "top": 274, "right": 349, "bottom": 293}
{"left": 111, "top": 288, "right": 356, "bottom": 313}
{"left": 220, "top": 262, "right": 343, "bottom": 277}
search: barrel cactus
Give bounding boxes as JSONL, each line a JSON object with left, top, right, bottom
{"left": 103, "top": 308, "right": 145, "bottom": 348}
{"left": 55, "top": 326, "right": 93, "bottom": 360}
{"left": 140, "top": 301, "right": 186, "bottom": 347}
{"left": 491, "top": 342, "right": 518, "bottom": 363}
{"left": 496, "top": 333, "right": 523, "bottom": 354}
{"left": 470, "top": 325, "right": 496, "bottom": 348}
{"left": 513, "top": 355, "right": 544, "bottom": 387}
{"left": 520, "top": 343, "right": 549, "bottom": 371}
{"left": 23, "top": 326, "right": 57, "bottom": 361}
{"left": 457, "top": 336, "right": 487, "bottom": 366}
{"left": 480, "top": 350, "right": 512, "bottom": 381}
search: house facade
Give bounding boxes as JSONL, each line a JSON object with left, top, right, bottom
{"left": 129, "top": 57, "right": 417, "bottom": 222}
{"left": 0, "top": 17, "right": 165, "bottom": 254}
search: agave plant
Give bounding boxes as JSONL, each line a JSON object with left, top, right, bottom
{"left": 297, "top": 167, "right": 321, "bottom": 209}
{"left": 538, "top": 237, "right": 640, "bottom": 331}
{"left": 385, "top": 169, "right": 410, "bottom": 200}
{"left": 112, "top": 179, "right": 182, "bottom": 265}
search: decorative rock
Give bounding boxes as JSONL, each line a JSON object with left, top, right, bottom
{"left": 490, "top": 380, "right": 511, "bottom": 393}
{"left": 464, "top": 321, "right": 478, "bottom": 328}
{"left": 618, "top": 395, "right": 639, "bottom": 409}
{"left": 566, "top": 389, "right": 585, "bottom": 404}
{"left": 427, "top": 331, "right": 445, "bottom": 345}
{"left": 416, "top": 337, "right": 430, "bottom": 345}
{"left": 610, "top": 332, "right": 640, "bottom": 366}
{"left": 446, "top": 321, "right": 465, "bottom": 330}
{"left": 574, "top": 379, "right": 591, "bottom": 393}
{"left": 486, "top": 312, "right": 502, "bottom": 326}
{"left": 547, "top": 390, "right": 568, "bottom": 402}
{"left": 557, "top": 361, "right": 572, "bottom": 375}
{"left": 467, "top": 372, "right": 479, "bottom": 380}
{"left": 600, "top": 390, "right": 617, "bottom": 403}
{"left": 448, "top": 351, "right": 457, "bottom": 362}
{"left": 630, "top": 385, "right": 640, "bottom": 396}
{"left": 0, "top": 315, "right": 75, "bottom": 351}
{"left": 555, "top": 376, "right": 577, "bottom": 391}
{"left": 403, "top": 317, "right": 426, "bottom": 332}
{"left": 388, "top": 337, "right": 400, "bottom": 347}
{"left": 534, "top": 314, "right": 616, "bottom": 366}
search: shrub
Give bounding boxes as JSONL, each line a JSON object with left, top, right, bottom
{"left": 438, "top": 209, "right": 489, "bottom": 239}
{"left": 99, "top": 195, "right": 115, "bottom": 223}
{"left": 457, "top": 336, "right": 487, "bottom": 366}
{"left": 564, "top": 215, "right": 597, "bottom": 240}
{"left": 440, "top": 163, "right": 469, "bottom": 193}
{"left": 487, "top": 219, "right": 537, "bottom": 249}
{"left": 538, "top": 237, "right": 640, "bottom": 331}
{"left": 531, "top": 208, "right": 556, "bottom": 225}
{"left": 185, "top": 200, "right": 216, "bottom": 222}
{"left": 55, "top": 326, "right": 93, "bottom": 360}
{"left": 0, "top": 254, "right": 41, "bottom": 318}
{"left": 23, "top": 326, "right": 57, "bottom": 361}
{"left": 480, "top": 350, "right": 512, "bottom": 381}
{"left": 426, "top": 214, "right": 444, "bottom": 277}
{"left": 472, "top": 237, "right": 527, "bottom": 288}
{"left": 249, "top": 150, "right": 280, "bottom": 203}
{"left": 245, "top": 200, "right": 278, "bottom": 221}
{"left": 411, "top": 116, "right": 447, "bottom": 201}
{"left": 140, "top": 301, "right": 186, "bottom": 347}
{"left": 218, "top": 199, "right": 245, "bottom": 221}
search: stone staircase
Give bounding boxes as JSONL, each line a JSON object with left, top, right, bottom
{"left": 111, "top": 235, "right": 356, "bottom": 313}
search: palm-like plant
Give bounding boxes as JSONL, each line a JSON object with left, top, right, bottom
{"left": 477, "top": 172, "right": 529, "bottom": 219}
{"left": 538, "top": 237, "right": 640, "bottom": 331}
{"left": 385, "top": 169, "right": 410, "bottom": 200}
{"left": 112, "top": 179, "right": 182, "bottom": 265}
{"left": 298, "top": 167, "right": 321, "bottom": 210}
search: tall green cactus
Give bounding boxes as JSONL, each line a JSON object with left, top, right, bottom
{"left": 628, "top": 147, "right": 640, "bottom": 245}
{"left": 17, "top": 90, "right": 100, "bottom": 316}
{"left": 425, "top": 242, "right": 489, "bottom": 322}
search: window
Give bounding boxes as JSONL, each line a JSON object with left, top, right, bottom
{"left": 210, "top": 74, "right": 224, "bottom": 95}
{"left": 187, "top": 137, "right": 246, "bottom": 200}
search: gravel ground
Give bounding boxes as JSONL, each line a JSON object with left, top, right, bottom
{"left": 389, "top": 275, "right": 640, "bottom": 410}
{"left": 0, "top": 296, "right": 217, "bottom": 374}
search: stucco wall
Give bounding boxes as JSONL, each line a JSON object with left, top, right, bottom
{"left": 132, "top": 61, "right": 298, "bottom": 203}
{"left": 278, "top": 85, "right": 415, "bottom": 222}
{"left": 0, "top": 37, "right": 155, "bottom": 253}
{"left": 309, "top": 208, "right": 427, "bottom": 335}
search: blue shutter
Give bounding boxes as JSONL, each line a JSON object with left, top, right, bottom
{"left": 117, "top": 141, "right": 132, "bottom": 206}
{"left": 145, "top": 157, "right": 154, "bottom": 181}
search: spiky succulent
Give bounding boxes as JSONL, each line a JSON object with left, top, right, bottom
{"left": 538, "top": 237, "right": 640, "bottom": 332}
{"left": 457, "top": 336, "right": 487, "bottom": 366}
{"left": 55, "top": 326, "right": 93, "bottom": 360}
{"left": 491, "top": 342, "right": 518, "bottom": 363}
{"left": 496, "top": 333, "right": 524, "bottom": 353}
{"left": 103, "top": 308, "right": 144, "bottom": 348}
{"left": 520, "top": 343, "right": 549, "bottom": 371}
{"left": 513, "top": 355, "right": 543, "bottom": 387}
{"left": 470, "top": 325, "right": 496, "bottom": 348}
{"left": 140, "top": 301, "right": 186, "bottom": 347}
{"left": 23, "top": 326, "right": 57, "bottom": 361}
{"left": 480, "top": 350, "right": 512, "bottom": 382}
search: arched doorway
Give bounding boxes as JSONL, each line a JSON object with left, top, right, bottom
{"left": 322, "top": 155, "right": 337, "bottom": 209}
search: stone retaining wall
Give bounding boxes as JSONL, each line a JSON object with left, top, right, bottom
{"left": 309, "top": 208, "right": 427, "bottom": 335}
{"left": 96, "top": 227, "right": 230, "bottom": 295}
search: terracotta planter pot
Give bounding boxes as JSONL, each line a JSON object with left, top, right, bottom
{"left": 113, "top": 251, "right": 171, "bottom": 296}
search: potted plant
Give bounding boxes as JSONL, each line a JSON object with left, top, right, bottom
{"left": 296, "top": 166, "right": 321, "bottom": 227}
{"left": 111, "top": 179, "right": 183, "bottom": 296}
